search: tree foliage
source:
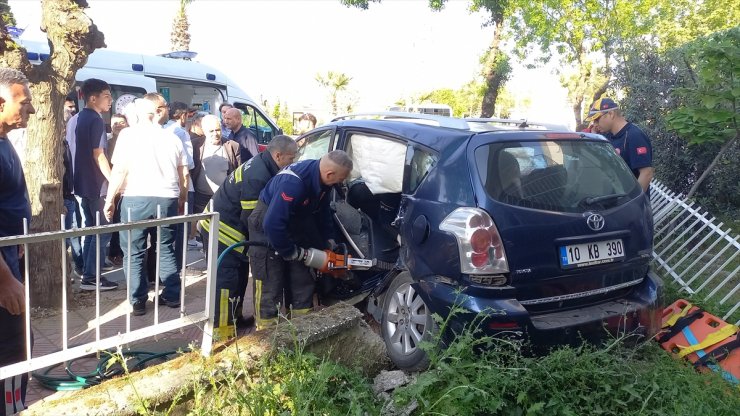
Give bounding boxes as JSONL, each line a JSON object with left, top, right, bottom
{"left": 665, "top": 28, "right": 739, "bottom": 146}
{"left": 171, "top": 0, "right": 193, "bottom": 52}
{"left": 664, "top": 27, "right": 739, "bottom": 198}
{"left": 315, "top": 71, "right": 352, "bottom": 116}
{"left": 270, "top": 99, "right": 294, "bottom": 136}
{"left": 0, "top": 0, "right": 15, "bottom": 27}
{"left": 0, "top": 0, "right": 105, "bottom": 307}
{"left": 416, "top": 80, "right": 487, "bottom": 117}
{"left": 656, "top": 0, "right": 740, "bottom": 49}
{"left": 615, "top": 28, "right": 740, "bottom": 211}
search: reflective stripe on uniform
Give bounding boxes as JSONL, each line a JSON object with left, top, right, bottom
{"left": 213, "top": 324, "right": 236, "bottom": 341}
{"left": 240, "top": 200, "right": 258, "bottom": 210}
{"left": 219, "top": 288, "right": 229, "bottom": 329}
{"left": 291, "top": 308, "right": 311, "bottom": 317}
{"left": 235, "top": 166, "right": 243, "bottom": 183}
{"left": 200, "top": 218, "right": 246, "bottom": 253}
{"left": 254, "top": 279, "right": 263, "bottom": 326}
{"left": 277, "top": 168, "right": 300, "bottom": 179}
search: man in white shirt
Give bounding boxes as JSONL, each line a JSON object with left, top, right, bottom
{"left": 104, "top": 93, "right": 189, "bottom": 316}
{"left": 164, "top": 102, "right": 197, "bottom": 260}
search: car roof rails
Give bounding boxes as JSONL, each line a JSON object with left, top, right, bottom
{"left": 464, "top": 118, "right": 571, "bottom": 132}
{"left": 332, "top": 111, "right": 471, "bottom": 130}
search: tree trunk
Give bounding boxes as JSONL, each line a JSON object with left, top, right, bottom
{"left": 591, "top": 79, "right": 609, "bottom": 102}
{"left": 480, "top": 21, "right": 505, "bottom": 118}
{"left": 686, "top": 135, "right": 737, "bottom": 199}
{"left": 0, "top": 0, "right": 104, "bottom": 307}
{"left": 573, "top": 100, "right": 584, "bottom": 130}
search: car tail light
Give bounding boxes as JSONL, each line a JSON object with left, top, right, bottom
{"left": 440, "top": 207, "right": 509, "bottom": 275}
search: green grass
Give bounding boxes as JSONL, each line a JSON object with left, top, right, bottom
{"left": 394, "top": 331, "right": 739, "bottom": 416}
{"left": 170, "top": 344, "right": 381, "bottom": 416}
{"left": 134, "top": 312, "right": 740, "bottom": 416}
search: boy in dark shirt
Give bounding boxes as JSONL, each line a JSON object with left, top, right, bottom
{"left": 73, "top": 79, "right": 118, "bottom": 291}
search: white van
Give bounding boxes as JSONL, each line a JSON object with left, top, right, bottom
{"left": 20, "top": 39, "right": 282, "bottom": 148}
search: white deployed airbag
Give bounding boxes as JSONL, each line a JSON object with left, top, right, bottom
{"left": 349, "top": 134, "right": 406, "bottom": 194}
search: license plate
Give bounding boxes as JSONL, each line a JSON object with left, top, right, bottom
{"left": 559, "top": 239, "right": 624, "bottom": 269}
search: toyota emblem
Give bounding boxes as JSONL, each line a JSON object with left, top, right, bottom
{"left": 586, "top": 213, "right": 605, "bottom": 231}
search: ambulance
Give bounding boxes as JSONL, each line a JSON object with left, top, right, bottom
{"left": 20, "top": 39, "right": 282, "bottom": 146}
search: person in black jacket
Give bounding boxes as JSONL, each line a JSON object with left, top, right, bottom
{"left": 199, "top": 135, "right": 297, "bottom": 339}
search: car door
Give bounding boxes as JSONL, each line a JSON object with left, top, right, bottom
{"left": 395, "top": 144, "right": 443, "bottom": 277}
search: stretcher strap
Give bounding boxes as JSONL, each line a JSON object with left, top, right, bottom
{"left": 678, "top": 324, "right": 739, "bottom": 358}
{"left": 662, "top": 303, "right": 693, "bottom": 328}
{"left": 694, "top": 336, "right": 740, "bottom": 367}
{"left": 656, "top": 309, "right": 704, "bottom": 344}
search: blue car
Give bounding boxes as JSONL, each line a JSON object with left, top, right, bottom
{"left": 296, "top": 113, "right": 663, "bottom": 370}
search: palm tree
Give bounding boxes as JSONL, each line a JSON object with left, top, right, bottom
{"left": 315, "top": 71, "right": 352, "bottom": 116}
{"left": 170, "top": 0, "right": 192, "bottom": 52}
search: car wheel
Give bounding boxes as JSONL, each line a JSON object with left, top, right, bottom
{"left": 381, "top": 271, "right": 436, "bottom": 371}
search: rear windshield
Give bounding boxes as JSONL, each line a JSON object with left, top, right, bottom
{"left": 474, "top": 140, "right": 640, "bottom": 213}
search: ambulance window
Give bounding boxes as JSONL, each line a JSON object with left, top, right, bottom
{"left": 234, "top": 103, "right": 278, "bottom": 146}
{"left": 105, "top": 85, "right": 147, "bottom": 131}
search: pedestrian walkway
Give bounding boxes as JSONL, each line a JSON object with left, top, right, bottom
{"left": 24, "top": 247, "right": 256, "bottom": 409}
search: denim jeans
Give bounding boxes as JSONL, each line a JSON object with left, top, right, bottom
{"left": 76, "top": 195, "right": 111, "bottom": 279}
{"left": 120, "top": 196, "right": 180, "bottom": 304}
{"left": 63, "top": 197, "right": 83, "bottom": 271}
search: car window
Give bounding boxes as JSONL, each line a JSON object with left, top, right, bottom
{"left": 346, "top": 133, "right": 406, "bottom": 194}
{"left": 408, "top": 147, "right": 437, "bottom": 193}
{"left": 297, "top": 129, "right": 333, "bottom": 161}
{"left": 475, "top": 140, "right": 640, "bottom": 213}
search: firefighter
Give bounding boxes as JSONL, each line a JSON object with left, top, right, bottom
{"left": 248, "top": 150, "right": 353, "bottom": 330}
{"left": 199, "top": 135, "right": 297, "bottom": 339}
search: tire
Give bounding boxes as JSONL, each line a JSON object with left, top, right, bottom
{"left": 381, "top": 271, "right": 436, "bottom": 371}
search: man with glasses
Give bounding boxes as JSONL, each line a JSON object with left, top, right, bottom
{"left": 585, "top": 98, "right": 654, "bottom": 193}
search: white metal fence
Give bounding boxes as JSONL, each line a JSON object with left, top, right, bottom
{"left": 0, "top": 209, "right": 220, "bottom": 381}
{"left": 650, "top": 180, "right": 740, "bottom": 324}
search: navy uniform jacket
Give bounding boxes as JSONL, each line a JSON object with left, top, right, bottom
{"left": 258, "top": 159, "right": 335, "bottom": 257}
{"left": 609, "top": 122, "right": 652, "bottom": 178}
{"left": 200, "top": 151, "right": 279, "bottom": 253}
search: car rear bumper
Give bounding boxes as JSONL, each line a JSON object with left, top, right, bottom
{"left": 414, "top": 270, "right": 663, "bottom": 347}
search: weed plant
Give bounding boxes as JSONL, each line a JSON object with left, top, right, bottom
{"left": 130, "top": 306, "right": 738, "bottom": 415}
{"left": 393, "top": 306, "right": 740, "bottom": 416}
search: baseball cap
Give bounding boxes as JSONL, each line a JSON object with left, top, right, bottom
{"left": 585, "top": 97, "right": 619, "bottom": 122}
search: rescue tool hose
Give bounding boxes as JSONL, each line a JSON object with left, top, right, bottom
{"left": 216, "top": 240, "right": 269, "bottom": 266}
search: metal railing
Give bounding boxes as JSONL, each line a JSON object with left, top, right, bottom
{"left": 0, "top": 208, "right": 220, "bottom": 380}
{"left": 650, "top": 180, "right": 740, "bottom": 324}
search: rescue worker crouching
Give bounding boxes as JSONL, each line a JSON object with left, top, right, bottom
{"left": 248, "top": 150, "right": 353, "bottom": 330}
{"left": 199, "top": 135, "right": 298, "bottom": 340}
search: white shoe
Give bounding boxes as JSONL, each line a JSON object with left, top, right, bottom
{"left": 187, "top": 238, "right": 203, "bottom": 249}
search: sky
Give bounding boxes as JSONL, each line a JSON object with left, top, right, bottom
{"left": 8, "top": 0, "right": 574, "bottom": 127}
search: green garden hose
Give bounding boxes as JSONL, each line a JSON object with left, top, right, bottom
{"left": 33, "top": 349, "right": 189, "bottom": 391}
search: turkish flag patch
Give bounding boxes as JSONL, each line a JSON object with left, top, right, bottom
{"left": 281, "top": 192, "right": 294, "bottom": 202}
{"left": 636, "top": 146, "right": 648, "bottom": 155}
